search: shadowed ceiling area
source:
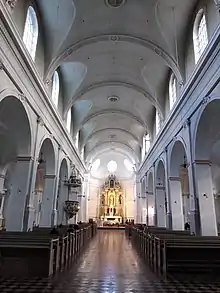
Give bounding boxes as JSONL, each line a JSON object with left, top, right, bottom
{"left": 36, "top": 0, "right": 198, "bottom": 176}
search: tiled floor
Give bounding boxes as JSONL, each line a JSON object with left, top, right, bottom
{"left": 0, "top": 230, "right": 220, "bottom": 292}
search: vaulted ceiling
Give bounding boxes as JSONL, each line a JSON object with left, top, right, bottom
{"left": 37, "top": 0, "right": 197, "bottom": 172}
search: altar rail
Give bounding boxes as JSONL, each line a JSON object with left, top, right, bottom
{"left": 0, "top": 223, "right": 97, "bottom": 278}
{"left": 126, "top": 225, "right": 220, "bottom": 277}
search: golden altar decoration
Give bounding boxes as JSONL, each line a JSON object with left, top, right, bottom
{"left": 99, "top": 175, "right": 124, "bottom": 223}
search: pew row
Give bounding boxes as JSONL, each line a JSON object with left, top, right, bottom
{"left": 0, "top": 223, "right": 97, "bottom": 278}
{"left": 126, "top": 225, "right": 220, "bottom": 277}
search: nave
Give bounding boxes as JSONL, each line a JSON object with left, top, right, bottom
{"left": 1, "top": 230, "right": 220, "bottom": 293}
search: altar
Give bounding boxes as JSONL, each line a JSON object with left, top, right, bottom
{"left": 99, "top": 174, "right": 124, "bottom": 224}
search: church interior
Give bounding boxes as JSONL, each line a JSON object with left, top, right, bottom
{"left": 1, "top": 0, "right": 220, "bottom": 291}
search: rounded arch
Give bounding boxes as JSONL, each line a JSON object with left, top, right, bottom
{"left": 88, "top": 147, "right": 136, "bottom": 166}
{"left": 86, "top": 141, "right": 139, "bottom": 163}
{"left": 194, "top": 98, "right": 220, "bottom": 161}
{"left": 83, "top": 128, "right": 141, "bottom": 148}
{"left": 170, "top": 140, "right": 188, "bottom": 177}
{"left": 38, "top": 137, "right": 56, "bottom": 175}
{"left": 57, "top": 158, "right": 68, "bottom": 225}
{"left": 46, "top": 34, "right": 184, "bottom": 85}
{"left": 193, "top": 8, "right": 208, "bottom": 64}
{"left": 155, "top": 160, "right": 166, "bottom": 186}
{"left": 147, "top": 171, "right": 154, "bottom": 193}
{"left": 68, "top": 80, "right": 163, "bottom": 115}
{"left": 81, "top": 109, "right": 146, "bottom": 129}
{"left": 0, "top": 95, "right": 32, "bottom": 167}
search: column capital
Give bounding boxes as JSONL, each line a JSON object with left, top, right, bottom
{"left": 16, "top": 156, "right": 33, "bottom": 162}
{"left": 193, "top": 160, "right": 212, "bottom": 166}
{"left": 44, "top": 174, "right": 56, "bottom": 179}
{"left": 0, "top": 174, "right": 6, "bottom": 179}
{"left": 4, "top": 0, "right": 18, "bottom": 9}
{"left": 169, "top": 176, "right": 180, "bottom": 181}
{"left": 155, "top": 185, "right": 165, "bottom": 190}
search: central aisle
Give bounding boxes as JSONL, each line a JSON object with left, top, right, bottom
{"left": 52, "top": 230, "right": 220, "bottom": 293}
{"left": 1, "top": 230, "right": 220, "bottom": 292}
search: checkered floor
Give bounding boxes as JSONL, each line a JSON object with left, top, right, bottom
{"left": 0, "top": 230, "right": 220, "bottom": 292}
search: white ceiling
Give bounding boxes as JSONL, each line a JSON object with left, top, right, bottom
{"left": 37, "top": 0, "right": 197, "bottom": 175}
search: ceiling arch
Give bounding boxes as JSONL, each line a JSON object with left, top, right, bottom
{"left": 80, "top": 109, "right": 147, "bottom": 130}
{"left": 88, "top": 148, "right": 136, "bottom": 165}
{"left": 65, "top": 80, "right": 162, "bottom": 115}
{"left": 46, "top": 34, "right": 184, "bottom": 85}
{"left": 82, "top": 128, "right": 140, "bottom": 149}
{"left": 85, "top": 140, "right": 140, "bottom": 163}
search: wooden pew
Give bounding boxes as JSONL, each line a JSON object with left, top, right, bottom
{"left": 156, "top": 236, "right": 220, "bottom": 276}
{"left": 0, "top": 232, "right": 59, "bottom": 277}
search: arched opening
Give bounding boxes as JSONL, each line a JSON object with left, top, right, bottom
{"left": 155, "top": 160, "right": 167, "bottom": 227}
{"left": 169, "top": 73, "right": 177, "bottom": 110}
{"left": 34, "top": 138, "right": 55, "bottom": 227}
{"left": 23, "top": 6, "right": 39, "bottom": 60}
{"left": 56, "top": 159, "right": 68, "bottom": 225}
{"left": 66, "top": 108, "right": 72, "bottom": 133}
{"left": 155, "top": 110, "right": 162, "bottom": 135}
{"left": 193, "top": 9, "right": 208, "bottom": 64}
{"left": 141, "top": 134, "right": 151, "bottom": 161}
{"left": 147, "top": 172, "right": 155, "bottom": 226}
{"left": 51, "top": 71, "right": 60, "bottom": 108}
{"left": 0, "top": 96, "right": 32, "bottom": 231}
{"left": 170, "top": 141, "right": 189, "bottom": 230}
{"left": 194, "top": 99, "right": 220, "bottom": 236}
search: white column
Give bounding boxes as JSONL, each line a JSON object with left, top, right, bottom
{"left": 40, "top": 174, "right": 56, "bottom": 227}
{"left": 155, "top": 186, "right": 166, "bottom": 227}
{"left": 83, "top": 174, "right": 89, "bottom": 222}
{"left": 135, "top": 179, "right": 141, "bottom": 223}
{"left": 5, "top": 157, "right": 32, "bottom": 231}
{"left": 165, "top": 147, "right": 172, "bottom": 229}
{"left": 0, "top": 174, "right": 6, "bottom": 224}
{"left": 169, "top": 176, "right": 184, "bottom": 230}
{"left": 194, "top": 160, "right": 217, "bottom": 236}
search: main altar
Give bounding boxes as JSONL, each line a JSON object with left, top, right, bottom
{"left": 99, "top": 175, "right": 124, "bottom": 224}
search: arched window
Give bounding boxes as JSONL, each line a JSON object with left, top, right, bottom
{"left": 66, "top": 109, "right": 71, "bottom": 133}
{"left": 23, "top": 6, "right": 38, "bottom": 60}
{"left": 51, "top": 71, "right": 60, "bottom": 108}
{"left": 75, "top": 131, "right": 79, "bottom": 149}
{"left": 155, "top": 110, "right": 161, "bottom": 135}
{"left": 169, "top": 74, "right": 177, "bottom": 110}
{"left": 141, "top": 134, "right": 151, "bottom": 160}
{"left": 193, "top": 9, "right": 208, "bottom": 64}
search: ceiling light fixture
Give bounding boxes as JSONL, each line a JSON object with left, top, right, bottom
{"left": 108, "top": 95, "right": 119, "bottom": 103}
{"left": 106, "top": 0, "right": 126, "bottom": 8}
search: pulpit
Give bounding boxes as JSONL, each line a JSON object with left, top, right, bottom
{"left": 99, "top": 175, "right": 124, "bottom": 224}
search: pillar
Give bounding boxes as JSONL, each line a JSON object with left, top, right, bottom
{"left": 5, "top": 157, "right": 32, "bottom": 231}
{"left": 0, "top": 174, "right": 6, "bottom": 227}
{"left": 40, "top": 174, "right": 56, "bottom": 227}
{"left": 135, "top": 179, "right": 141, "bottom": 223}
{"left": 155, "top": 186, "right": 166, "bottom": 227}
{"left": 83, "top": 174, "right": 89, "bottom": 222}
{"left": 165, "top": 148, "right": 172, "bottom": 229}
{"left": 194, "top": 160, "right": 217, "bottom": 236}
{"left": 183, "top": 118, "right": 201, "bottom": 235}
{"left": 169, "top": 176, "right": 184, "bottom": 230}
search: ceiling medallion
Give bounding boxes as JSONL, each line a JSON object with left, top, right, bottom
{"left": 106, "top": 0, "right": 126, "bottom": 8}
{"left": 108, "top": 95, "right": 119, "bottom": 103}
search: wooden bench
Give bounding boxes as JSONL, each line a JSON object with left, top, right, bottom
{"left": 156, "top": 236, "right": 220, "bottom": 276}
{"left": 0, "top": 233, "right": 59, "bottom": 277}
